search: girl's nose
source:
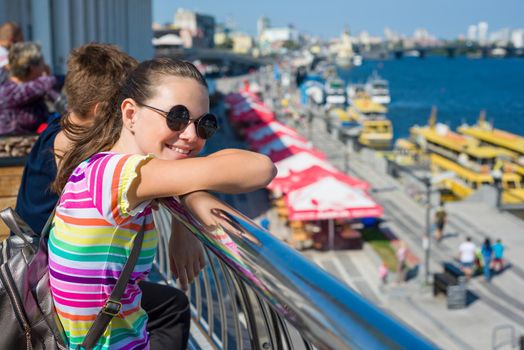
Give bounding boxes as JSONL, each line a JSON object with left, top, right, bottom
{"left": 179, "top": 121, "right": 198, "bottom": 141}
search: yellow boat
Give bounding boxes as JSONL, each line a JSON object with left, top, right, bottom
{"left": 347, "top": 97, "right": 392, "bottom": 149}
{"left": 458, "top": 111, "right": 524, "bottom": 157}
{"left": 409, "top": 107, "right": 523, "bottom": 204}
{"left": 392, "top": 138, "right": 423, "bottom": 166}
{"left": 358, "top": 120, "right": 393, "bottom": 149}
{"left": 458, "top": 111, "right": 524, "bottom": 177}
{"left": 430, "top": 153, "right": 523, "bottom": 203}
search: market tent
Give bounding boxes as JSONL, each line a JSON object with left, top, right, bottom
{"left": 273, "top": 152, "right": 336, "bottom": 179}
{"left": 285, "top": 177, "right": 382, "bottom": 221}
{"left": 230, "top": 101, "right": 275, "bottom": 123}
{"left": 267, "top": 145, "right": 325, "bottom": 163}
{"left": 224, "top": 91, "right": 259, "bottom": 107}
{"left": 249, "top": 130, "right": 307, "bottom": 150}
{"left": 245, "top": 121, "right": 299, "bottom": 142}
{"left": 269, "top": 165, "right": 369, "bottom": 194}
{"left": 255, "top": 135, "right": 311, "bottom": 155}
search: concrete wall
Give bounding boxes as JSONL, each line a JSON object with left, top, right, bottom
{"left": 0, "top": 0, "right": 153, "bottom": 74}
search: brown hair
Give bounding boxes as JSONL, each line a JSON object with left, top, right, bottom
{"left": 0, "top": 21, "right": 22, "bottom": 45}
{"left": 51, "top": 43, "right": 138, "bottom": 192}
{"left": 53, "top": 57, "right": 208, "bottom": 192}
{"left": 8, "top": 42, "right": 43, "bottom": 79}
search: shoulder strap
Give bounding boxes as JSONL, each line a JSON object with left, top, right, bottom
{"left": 78, "top": 225, "right": 145, "bottom": 350}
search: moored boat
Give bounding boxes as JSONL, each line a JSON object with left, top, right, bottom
{"left": 348, "top": 97, "right": 392, "bottom": 149}
{"left": 458, "top": 111, "right": 524, "bottom": 178}
{"left": 365, "top": 71, "right": 391, "bottom": 105}
{"left": 407, "top": 108, "right": 524, "bottom": 203}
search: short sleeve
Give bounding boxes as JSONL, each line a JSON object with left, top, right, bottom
{"left": 85, "top": 153, "right": 154, "bottom": 225}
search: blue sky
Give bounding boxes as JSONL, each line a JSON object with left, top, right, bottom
{"left": 153, "top": 0, "right": 524, "bottom": 39}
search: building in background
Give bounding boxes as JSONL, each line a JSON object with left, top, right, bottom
{"left": 0, "top": 0, "right": 153, "bottom": 74}
{"left": 231, "top": 32, "right": 253, "bottom": 54}
{"left": 477, "top": 21, "right": 489, "bottom": 45}
{"left": 259, "top": 24, "right": 299, "bottom": 54}
{"left": 174, "top": 9, "right": 215, "bottom": 48}
{"left": 257, "top": 16, "right": 270, "bottom": 38}
{"left": 511, "top": 29, "right": 524, "bottom": 48}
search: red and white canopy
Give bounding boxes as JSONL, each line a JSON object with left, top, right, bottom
{"left": 273, "top": 152, "right": 336, "bottom": 179}
{"left": 230, "top": 101, "right": 275, "bottom": 123}
{"left": 267, "top": 145, "right": 325, "bottom": 163}
{"left": 285, "top": 177, "right": 382, "bottom": 221}
{"left": 245, "top": 121, "right": 299, "bottom": 142}
{"left": 224, "top": 91, "right": 259, "bottom": 107}
{"left": 269, "top": 165, "right": 369, "bottom": 193}
{"left": 255, "top": 135, "right": 311, "bottom": 155}
{"left": 249, "top": 131, "right": 307, "bottom": 150}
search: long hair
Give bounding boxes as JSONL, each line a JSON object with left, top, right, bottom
{"left": 53, "top": 57, "right": 208, "bottom": 192}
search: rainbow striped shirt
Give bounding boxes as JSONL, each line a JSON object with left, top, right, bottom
{"left": 48, "top": 152, "right": 157, "bottom": 349}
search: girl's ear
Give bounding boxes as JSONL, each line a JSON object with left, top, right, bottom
{"left": 121, "top": 98, "right": 138, "bottom": 131}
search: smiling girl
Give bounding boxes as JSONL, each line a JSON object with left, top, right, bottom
{"left": 48, "top": 58, "right": 276, "bottom": 349}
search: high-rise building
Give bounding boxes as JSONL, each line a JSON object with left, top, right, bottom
{"left": 478, "top": 21, "right": 488, "bottom": 45}
{"left": 467, "top": 25, "right": 477, "bottom": 42}
{"left": 257, "top": 16, "right": 270, "bottom": 38}
{"left": 511, "top": 29, "right": 524, "bottom": 48}
{"left": 174, "top": 9, "right": 215, "bottom": 48}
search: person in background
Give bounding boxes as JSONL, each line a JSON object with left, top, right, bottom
{"left": 396, "top": 240, "right": 407, "bottom": 283}
{"left": 434, "top": 201, "right": 447, "bottom": 242}
{"left": 481, "top": 238, "right": 493, "bottom": 282}
{"left": 0, "top": 42, "right": 59, "bottom": 135}
{"left": 379, "top": 262, "right": 389, "bottom": 286}
{"left": 492, "top": 238, "right": 505, "bottom": 272}
{"left": 0, "top": 21, "right": 23, "bottom": 68}
{"left": 458, "top": 236, "right": 476, "bottom": 279}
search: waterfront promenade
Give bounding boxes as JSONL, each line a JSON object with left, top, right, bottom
{"left": 215, "top": 75, "right": 524, "bottom": 350}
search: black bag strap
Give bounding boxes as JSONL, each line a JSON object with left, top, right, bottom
{"left": 78, "top": 225, "right": 145, "bottom": 350}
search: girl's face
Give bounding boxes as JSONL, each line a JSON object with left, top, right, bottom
{"left": 129, "top": 76, "right": 209, "bottom": 160}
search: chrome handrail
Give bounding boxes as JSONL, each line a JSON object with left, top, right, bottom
{"left": 153, "top": 196, "right": 437, "bottom": 350}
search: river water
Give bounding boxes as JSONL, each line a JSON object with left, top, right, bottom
{"left": 338, "top": 56, "right": 524, "bottom": 140}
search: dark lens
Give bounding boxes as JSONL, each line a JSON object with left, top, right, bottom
{"left": 167, "top": 105, "right": 190, "bottom": 131}
{"left": 196, "top": 113, "right": 218, "bottom": 139}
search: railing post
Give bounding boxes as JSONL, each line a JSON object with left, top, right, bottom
{"left": 424, "top": 177, "right": 432, "bottom": 285}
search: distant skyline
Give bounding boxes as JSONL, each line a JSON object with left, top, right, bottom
{"left": 153, "top": 0, "right": 524, "bottom": 39}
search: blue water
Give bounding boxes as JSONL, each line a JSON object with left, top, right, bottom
{"left": 338, "top": 56, "right": 524, "bottom": 140}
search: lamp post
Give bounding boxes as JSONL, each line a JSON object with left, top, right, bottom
{"left": 491, "top": 169, "right": 503, "bottom": 210}
{"left": 386, "top": 158, "right": 433, "bottom": 285}
{"left": 423, "top": 176, "right": 432, "bottom": 285}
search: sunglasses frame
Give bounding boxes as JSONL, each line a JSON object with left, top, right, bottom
{"left": 137, "top": 102, "right": 218, "bottom": 139}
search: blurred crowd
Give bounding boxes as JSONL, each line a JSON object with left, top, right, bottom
{"left": 0, "top": 21, "right": 63, "bottom": 137}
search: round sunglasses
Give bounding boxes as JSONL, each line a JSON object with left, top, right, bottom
{"left": 137, "top": 103, "right": 218, "bottom": 139}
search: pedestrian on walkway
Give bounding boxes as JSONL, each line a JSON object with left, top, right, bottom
{"left": 458, "top": 236, "right": 476, "bottom": 279}
{"left": 434, "top": 201, "right": 447, "bottom": 242}
{"left": 492, "top": 238, "right": 505, "bottom": 272}
{"left": 481, "top": 238, "right": 493, "bottom": 282}
{"left": 396, "top": 240, "right": 407, "bottom": 283}
{"left": 379, "top": 262, "right": 389, "bottom": 285}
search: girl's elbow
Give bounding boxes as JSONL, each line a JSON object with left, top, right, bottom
{"left": 258, "top": 154, "right": 277, "bottom": 187}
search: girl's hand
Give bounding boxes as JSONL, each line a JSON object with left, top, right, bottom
{"left": 169, "top": 218, "right": 206, "bottom": 291}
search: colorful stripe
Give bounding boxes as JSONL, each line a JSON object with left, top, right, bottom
{"left": 49, "top": 152, "right": 155, "bottom": 349}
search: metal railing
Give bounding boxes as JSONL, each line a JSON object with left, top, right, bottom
{"left": 151, "top": 196, "right": 437, "bottom": 350}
